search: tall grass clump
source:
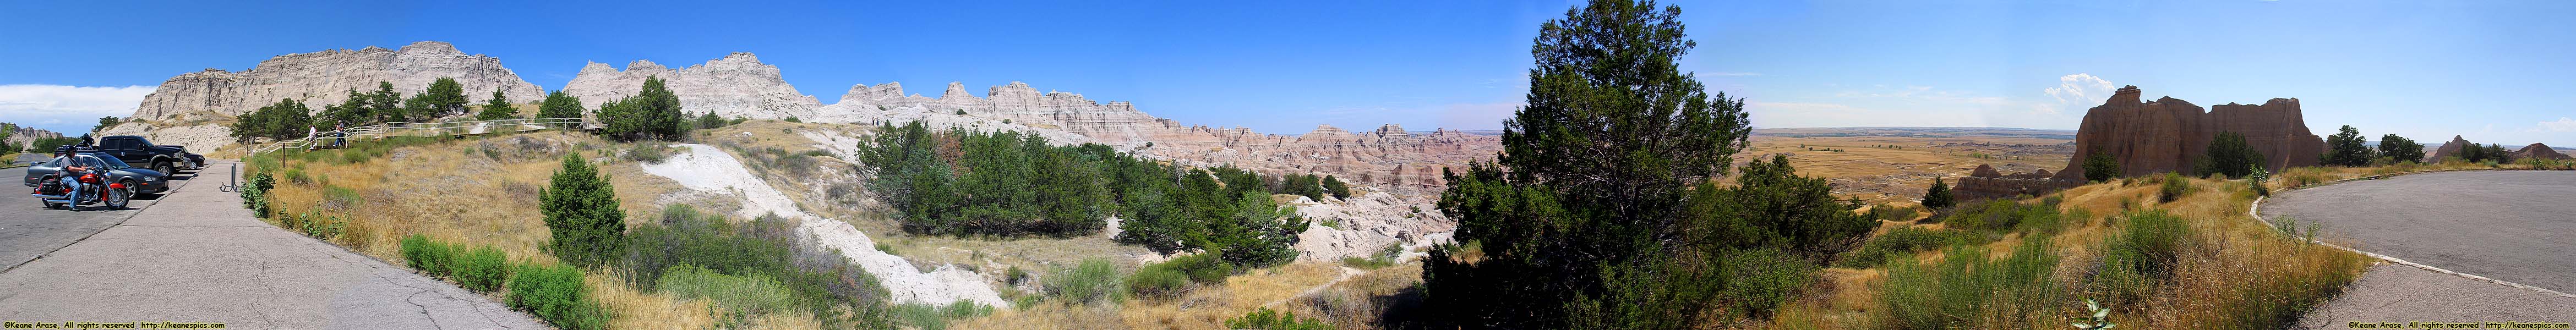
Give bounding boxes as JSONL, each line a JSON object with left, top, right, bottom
{"left": 2157, "top": 173, "right": 2192, "bottom": 203}
{"left": 621, "top": 207, "right": 874, "bottom": 317}
{"left": 508, "top": 263, "right": 610, "bottom": 330}
{"left": 1225, "top": 307, "right": 1333, "bottom": 330}
{"left": 658, "top": 264, "right": 798, "bottom": 319}
{"left": 2093, "top": 210, "right": 2189, "bottom": 305}
{"left": 1129, "top": 252, "right": 1236, "bottom": 300}
{"left": 1836, "top": 226, "right": 1971, "bottom": 268}
{"left": 1929, "top": 198, "right": 2066, "bottom": 235}
{"left": 1879, "top": 236, "right": 2061, "bottom": 329}
{"left": 1048, "top": 258, "right": 1121, "bottom": 304}
{"left": 889, "top": 299, "right": 994, "bottom": 330}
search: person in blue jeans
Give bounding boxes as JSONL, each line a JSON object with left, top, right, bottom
{"left": 55, "top": 153, "right": 92, "bottom": 210}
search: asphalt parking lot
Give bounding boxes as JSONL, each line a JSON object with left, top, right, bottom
{"left": 2260, "top": 170, "right": 2576, "bottom": 293}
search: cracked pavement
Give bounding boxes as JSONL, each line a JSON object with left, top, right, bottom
{"left": 2264, "top": 171, "right": 2576, "bottom": 328}
{"left": 0, "top": 160, "right": 543, "bottom": 329}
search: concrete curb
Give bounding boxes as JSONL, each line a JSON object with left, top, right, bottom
{"left": 2250, "top": 169, "right": 2576, "bottom": 300}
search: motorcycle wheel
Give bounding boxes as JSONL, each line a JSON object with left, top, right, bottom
{"left": 104, "top": 186, "right": 130, "bottom": 210}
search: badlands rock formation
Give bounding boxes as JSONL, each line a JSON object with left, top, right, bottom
{"left": 812, "top": 81, "right": 1502, "bottom": 190}
{"left": 2430, "top": 135, "right": 2474, "bottom": 161}
{"left": 2053, "top": 86, "right": 2325, "bottom": 183}
{"left": 2, "top": 123, "right": 63, "bottom": 144}
{"left": 130, "top": 41, "right": 543, "bottom": 121}
{"left": 1952, "top": 164, "right": 2072, "bottom": 200}
{"left": 560, "top": 53, "right": 821, "bottom": 120}
{"left": 2512, "top": 143, "right": 2572, "bottom": 160}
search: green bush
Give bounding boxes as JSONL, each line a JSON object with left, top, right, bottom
{"left": 507, "top": 263, "right": 609, "bottom": 330}
{"left": 658, "top": 264, "right": 798, "bottom": 317}
{"left": 1920, "top": 177, "right": 1954, "bottom": 210}
{"left": 2158, "top": 173, "right": 2192, "bottom": 203}
{"left": 452, "top": 245, "right": 512, "bottom": 293}
{"left": 624, "top": 144, "right": 668, "bottom": 163}
{"left": 1869, "top": 204, "right": 1920, "bottom": 222}
{"left": 1881, "top": 237, "right": 2061, "bottom": 329}
{"left": 1837, "top": 226, "right": 1971, "bottom": 268}
{"left": 1048, "top": 258, "right": 1121, "bottom": 304}
{"left": 1224, "top": 307, "right": 1332, "bottom": 330}
{"left": 1715, "top": 248, "right": 1818, "bottom": 315}
{"left": 240, "top": 172, "right": 277, "bottom": 218}
{"left": 888, "top": 299, "right": 992, "bottom": 330}
{"left": 1125, "top": 264, "right": 1189, "bottom": 300}
{"left": 1341, "top": 243, "right": 1404, "bottom": 270}
{"left": 541, "top": 155, "right": 626, "bottom": 268}
{"left": 400, "top": 234, "right": 454, "bottom": 276}
{"left": 2082, "top": 152, "right": 2121, "bottom": 182}
{"left": 621, "top": 208, "right": 862, "bottom": 316}
{"left": 2201, "top": 131, "right": 2273, "bottom": 177}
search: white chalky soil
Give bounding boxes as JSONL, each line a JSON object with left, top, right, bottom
{"left": 641, "top": 144, "right": 1007, "bottom": 308}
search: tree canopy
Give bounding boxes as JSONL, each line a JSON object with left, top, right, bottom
{"left": 2199, "top": 131, "right": 2269, "bottom": 178}
{"left": 2377, "top": 134, "right": 2424, "bottom": 164}
{"left": 2321, "top": 125, "right": 2375, "bottom": 167}
{"left": 1420, "top": 1, "right": 1870, "bottom": 328}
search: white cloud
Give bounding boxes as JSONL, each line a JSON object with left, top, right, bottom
{"left": 0, "top": 84, "right": 156, "bottom": 133}
{"left": 2541, "top": 117, "right": 2576, "bottom": 132}
{"left": 2040, "top": 73, "right": 2115, "bottom": 114}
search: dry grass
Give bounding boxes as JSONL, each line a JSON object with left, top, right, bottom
{"left": 1762, "top": 163, "right": 2432, "bottom": 329}
{"left": 1738, "top": 133, "right": 2073, "bottom": 205}
{"left": 249, "top": 131, "right": 861, "bottom": 328}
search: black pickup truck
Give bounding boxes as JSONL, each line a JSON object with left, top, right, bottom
{"left": 82, "top": 135, "right": 204, "bottom": 175}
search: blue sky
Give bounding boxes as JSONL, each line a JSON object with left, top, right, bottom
{"left": 2, "top": 0, "right": 2569, "bottom": 146}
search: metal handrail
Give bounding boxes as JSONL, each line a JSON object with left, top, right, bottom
{"left": 247, "top": 117, "right": 600, "bottom": 154}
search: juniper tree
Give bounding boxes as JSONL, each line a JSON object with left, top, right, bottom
{"left": 1920, "top": 177, "right": 1954, "bottom": 210}
{"left": 2378, "top": 134, "right": 2424, "bottom": 164}
{"left": 1421, "top": 1, "right": 1868, "bottom": 328}
{"left": 2200, "top": 131, "right": 2269, "bottom": 178}
{"left": 537, "top": 90, "right": 585, "bottom": 126}
{"left": 539, "top": 155, "right": 625, "bottom": 268}
{"left": 2082, "top": 152, "right": 2121, "bottom": 182}
{"left": 422, "top": 77, "right": 469, "bottom": 117}
{"left": 476, "top": 87, "right": 519, "bottom": 120}
{"left": 2322, "top": 125, "right": 2375, "bottom": 167}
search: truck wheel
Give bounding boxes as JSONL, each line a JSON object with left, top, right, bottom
{"left": 155, "top": 161, "right": 177, "bottom": 175}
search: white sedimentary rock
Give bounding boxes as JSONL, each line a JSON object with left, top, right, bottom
{"left": 559, "top": 52, "right": 821, "bottom": 120}
{"left": 130, "top": 41, "right": 544, "bottom": 121}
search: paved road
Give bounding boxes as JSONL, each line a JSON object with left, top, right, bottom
{"left": 0, "top": 160, "right": 543, "bottom": 329}
{"left": 2260, "top": 170, "right": 2576, "bottom": 293}
{"left": 0, "top": 165, "right": 192, "bottom": 272}
{"left": 2295, "top": 264, "right": 2576, "bottom": 329}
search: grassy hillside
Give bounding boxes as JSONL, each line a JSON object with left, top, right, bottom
{"left": 1765, "top": 160, "right": 2533, "bottom": 329}
{"left": 246, "top": 120, "right": 1442, "bottom": 329}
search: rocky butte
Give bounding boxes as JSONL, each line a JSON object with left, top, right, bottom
{"left": 1953, "top": 164, "right": 2064, "bottom": 200}
{"left": 2050, "top": 86, "right": 2326, "bottom": 183}
{"left": 2430, "top": 135, "right": 2475, "bottom": 161}
{"left": 2512, "top": 143, "right": 2571, "bottom": 160}
{"left": 110, "top": 41, "right": 544, "bottom": 152}
{"left": 810, "top": 81, "right": 1502, "bottom": 190}
{"left": 560, "top": 52, "right": 822, "bottom": 120}
{"left": 129, "top": 41, "right": 543, "bottom": 121}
